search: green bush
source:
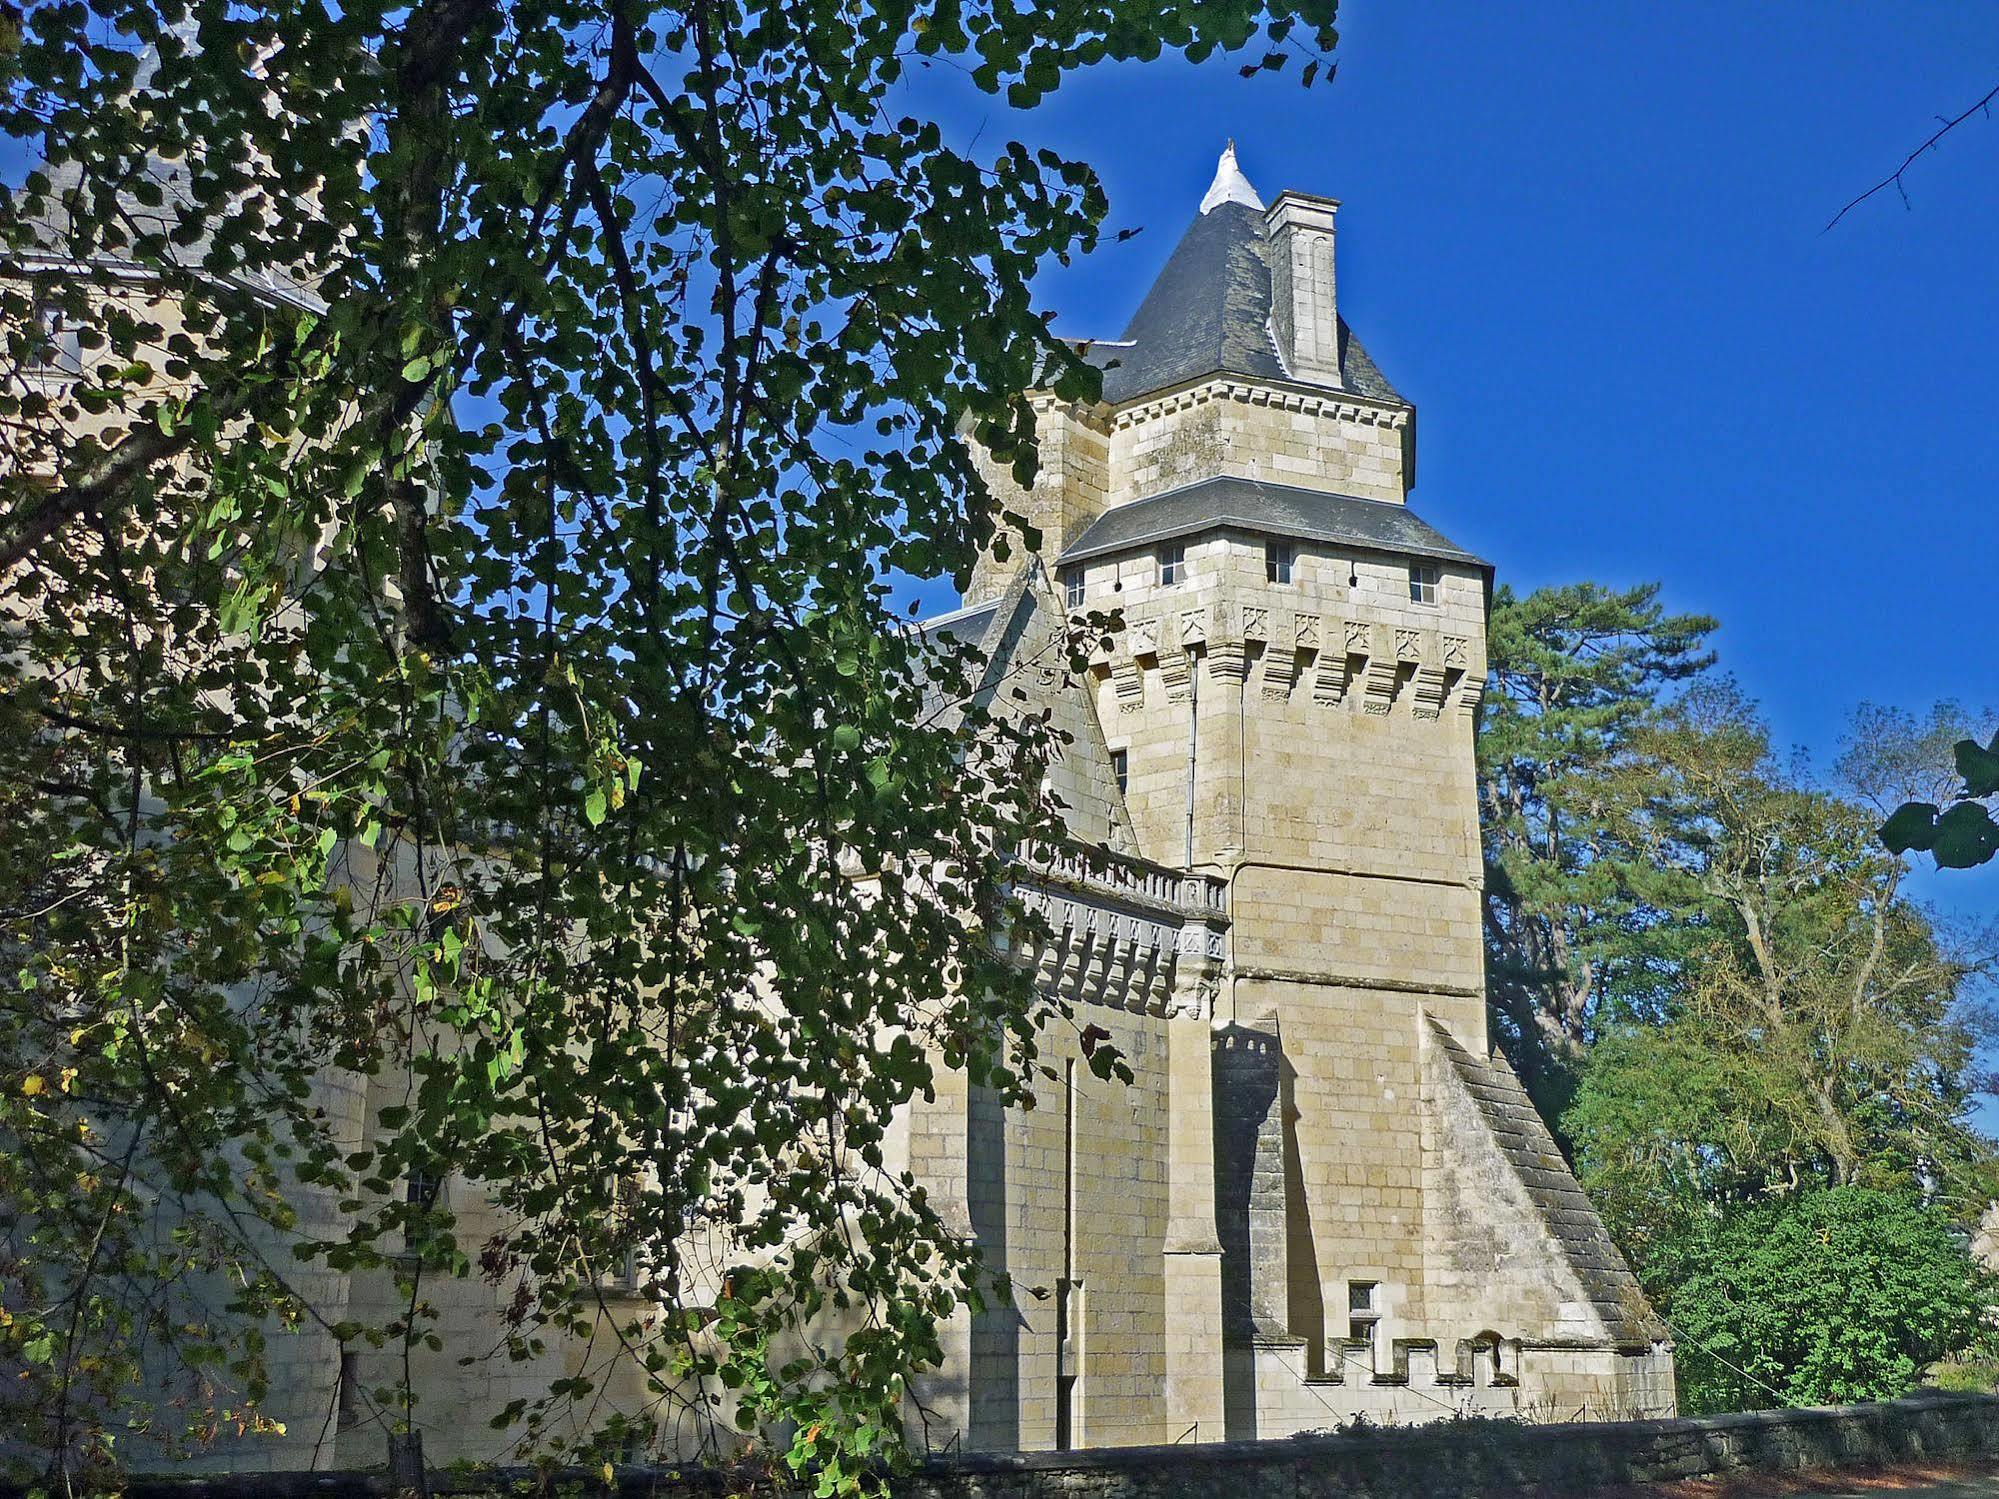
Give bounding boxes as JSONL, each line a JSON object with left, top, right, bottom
{"left": 1653, "top": 1187, "right": 1995, "bottom": 1413}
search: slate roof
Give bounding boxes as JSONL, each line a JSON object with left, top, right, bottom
{"left": 1055, "top": 476, "right": 1486, "bottom": 570}
{"left": 1079, "top": 199, "right": 1404, "bottom": 408}
{"left": 917, "top": 599, "right": 1001, "bottom": 647}
{"left": 1426, "top": 1018, "right": 1666, "bottom": 1350}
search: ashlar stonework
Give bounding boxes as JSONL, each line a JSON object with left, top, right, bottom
{"left": 902, "top": 144, "right": 1675, "bottom": 1450}
{"left": 7, "top": 139, "right": 1673, "bottom": 1470}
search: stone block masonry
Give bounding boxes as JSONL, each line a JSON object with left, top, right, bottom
{"left": 51, "top": 1394, "right": 1999, "bottom": 1499}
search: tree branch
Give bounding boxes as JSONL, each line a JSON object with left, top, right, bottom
{"left": 1825, "top": 78, "right": 1999, "bottom": 232}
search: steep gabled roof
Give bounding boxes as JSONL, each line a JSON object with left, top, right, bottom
{"left": 1079, "top": 193, "right": 1404, "bottom": 408}
{"left": 917, "top": 566, "right": 1138, "bottom": 855}
{"left": 1426, "top": 1018, "right": 1666, "bottom": 1349}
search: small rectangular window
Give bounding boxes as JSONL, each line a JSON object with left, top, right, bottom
{"left": 27, "top": 299, "right": 81, "bottom": 376}
{"left": 1110, "top": 749, "right": 1128, "bottom": 796}
{"left": 1265, "top": 541, "right": 1294, "bottom": 585}
{"left": 1408, "top": 563, "right": 1440, "bottom": 605}
{"left": 1064, "top": 571, "right": 1085, "bottom": 609}
{"left": 1158, "top": 543, "right": 1186, "bottom": 586}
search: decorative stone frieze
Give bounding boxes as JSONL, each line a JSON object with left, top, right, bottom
{"left": 1107, "top": 374, "right": 1412, "bottom": 435}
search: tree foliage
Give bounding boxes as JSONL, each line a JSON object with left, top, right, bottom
{"left": 1565, "top": 684, "right": 1998, "bottom": 1257}
{"left": 1477, "top": 581, "right": 1716, "bottom": 1105}
{"left": 1653, "top": 1187, "right": 1994, "bottom": 1414}
{"left": 0, "top": 0, "right": 1339, "bottom": 1483}
{"left": 1486, "top": 590, "right": 1999, "bottom": 1410}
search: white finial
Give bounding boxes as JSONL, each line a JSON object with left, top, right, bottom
{"left": 1199, "top": 139, "right": 1264, "bottom": 215}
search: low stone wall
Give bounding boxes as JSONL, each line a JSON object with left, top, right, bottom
{"left": 892, "top": 1392, "right": 1999, "bottom": 1497}
{"left": 31, "top": 1393, "right": 1999, "bottom": 1499}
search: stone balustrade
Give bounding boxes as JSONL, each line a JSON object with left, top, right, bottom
{"left": 1006, "top": 840, "right": 1229, "bottom": 1020}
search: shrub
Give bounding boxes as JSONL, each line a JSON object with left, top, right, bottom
{"left": 1653, "top": 1187, "right": 1995, "bottom": 1413}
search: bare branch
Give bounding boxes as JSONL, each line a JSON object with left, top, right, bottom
{"left": 1825, "top": 78, "right": 1999, "bottom": 233}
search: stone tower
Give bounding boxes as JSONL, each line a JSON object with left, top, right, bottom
{"left": 916, "top": 144, "right": 1674, "bottom": 1446}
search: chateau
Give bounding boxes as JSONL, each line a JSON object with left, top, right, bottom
{"left": 6, "top": 135, "right": 1674, "bottom": 1469}
{"left": 897, "top": 145, "right": 1674, "bottom": 1445}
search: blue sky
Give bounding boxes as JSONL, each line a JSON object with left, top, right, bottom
{"left": 15, "top": 5, "right": 1997, "bottom": 1079}
{"left": 900, "top": 3, "right": 1999, "bottom": 921}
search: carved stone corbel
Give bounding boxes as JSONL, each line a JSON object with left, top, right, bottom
{"left": 1361, "top": 655, "right": 1401, "bottom": 715}
{"left": 1411, "top": 663, "right": 1449, "bottom": 720}
{"left": 1208, "top": 641, "right": 1249, "bottom": 684}
{"left": 1110, "top": 656, "right": 1144, "bottom": 714}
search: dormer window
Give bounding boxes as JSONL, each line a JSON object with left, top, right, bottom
{"left": 1265, "top": 541, "right": 1294, "bottom": 585}
{"left": 1408, "top": 563, "right": 1440, "bottom": 605}
{"left": 1158, "top": 543, "right": 1186, "bottom": 587}
{"left": 1064, "top": 571, "right": 1085, "bottom": 609}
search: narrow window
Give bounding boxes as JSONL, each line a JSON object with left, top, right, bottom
{"left": 1055, "top": 1278, "right": 1080, "bottom": 1449}
{"left": 1064, "top": 571, "right": 1085, "bottom": 609}
{"left": 1158, "top": 542, "right": 1186, "bottom": 587}
{"left": 1408, "top": 563, "right": 1440, "bottom": 605}
{"left": 1110, "top": 748, "right": 1128, "bottom": 797}
{"left": 1055, "top": 1057, "right": 1082, "bottom": 1449}
{"left": 404, "top": 1165, "right": 442, "bottom": 1249}
{"left": 337, "top": 1349, "right": 363, "bottom": 1430}
{"left": 1348, "top": 1281, "right": 1380, "bottom": 1348}
{"left": 1265, "top": 540, "right": 1294, "bottom": 585}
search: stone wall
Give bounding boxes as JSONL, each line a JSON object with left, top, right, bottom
{"left": 62, "top": 1393, "right": 1999, "bottom": 1499}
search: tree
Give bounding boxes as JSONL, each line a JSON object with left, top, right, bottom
{"left": 1566, "top": 687, "right": 1998, "bottom": 1258}
{"left": 1652, "top": 1187, "right": 1994, "bottom": 1414}
{"left": 0, "top": 0, "right": 1340, "bottom": 1484}
{"left": 1477, "top": 581, "right": 1716, "bottom": 1107}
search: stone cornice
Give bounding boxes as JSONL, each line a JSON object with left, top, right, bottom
{"left": 1106, "top": 373, "right": 1412, "bottom": 434}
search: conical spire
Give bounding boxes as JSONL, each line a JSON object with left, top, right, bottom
{"left": 1198, "top": 139, "right": 1264, "bottom": 216}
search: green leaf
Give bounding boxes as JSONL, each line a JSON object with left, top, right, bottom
{"left": 583, "top": 788, "right": 608, "bottom": 826}
{"left": 1954, "top": 737, "right": 1999, "bottom": 799}
{"left": 1879, "top": 802, "right": 1942, "bottom": 854}
{"left": 1930, "top": 801, "right": 1999, "bottom": 869}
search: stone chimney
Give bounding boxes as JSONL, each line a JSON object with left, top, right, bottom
{"left": 1263, "top": 190, "right": 1343, "bottom": 388}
